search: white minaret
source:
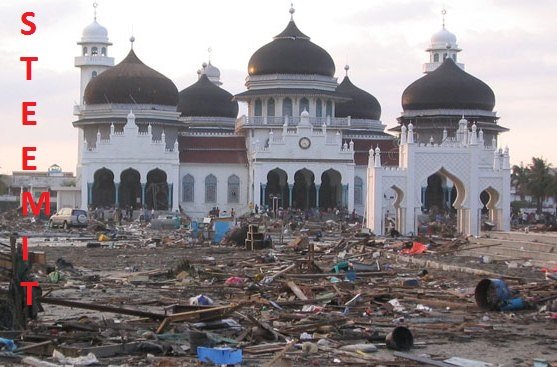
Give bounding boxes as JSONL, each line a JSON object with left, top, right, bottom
{"left": 423, "top": 9, "right": 464, "bottom": 73}
{"left": 75, "top": 3, "right": 114, "bottom": 202}
{"left": 74, "top": 2, "right": 114, "bottom": 104}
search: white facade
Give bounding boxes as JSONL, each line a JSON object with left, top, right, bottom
{"left": 179, "top": 162, "right": 248, "bottom": 218}
{"left": 79, "top": 111, "right": 181, "bottom": 211}
{"left": 367, "top": 121, "right": 511, "bottom": 236}
{"left": 246, "top": 112, "right": 356, "bottom": 211}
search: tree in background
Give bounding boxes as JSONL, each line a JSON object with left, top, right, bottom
{"left": 0, "top": 175, "right": 8, "bottom": 195}
{"left": 526, "top": 157, "right": 553, "bottom": 214}
{"left": 511, "top": 163, "right": 529, "bottom": 201}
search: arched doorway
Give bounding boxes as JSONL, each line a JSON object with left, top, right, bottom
{"left": 292, "top": 169, "right": 316, "bottom": 210}
{"left": 319, "top": 169, "right": 342, "bottom": 209}
{"left": 480, "top": 190, "right": 490, "bottom": 215}
{"left": 92, "top": 168, "right": 115, "bottom": 208}
{"left": 119, "top": 168, "right": 141, "bottom": 209}
{"left": 424, "top": 174, "right": 444, "bottom": 214}
{"left": 482, "top": 187, "right": 501, "bottom": 229}
{"left": 391, "top": 185, "right": 405, "bottom": 233}
{"left": 421, "top": 168, "right": 467, "bottom": 235}
{"left": 265, "top": 168, "right": 288, "bottom": 208}
{"left": 145, "top": 169, "right": 168, "bottom": 210}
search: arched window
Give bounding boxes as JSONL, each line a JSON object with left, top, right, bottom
{"left": 91, "top": 71, "right": 97, "bottom": 78}
{"left": 452, "top": 54, "right": 457, "bottom": 61}
{"left": 354, "top": 176, "right": 363, "bottom": 205}
{"left": 83, "top": 47, "right": 88, "bottom": 56}
{"left": 443, "top": 53, "right": 448, "bottom": 60}
{"left": 433, "top": 53, "right": 439, "bottom": 62}
{"left": 326, "top": 100, "right": 333, "bottom": 117}
{"left": 316, "top": 98, "right": 323, "bottom": 118}
{"left": 254, "top": 99, "right": 262, "bottom": 116}
{"left": 282, "top": 97, "right": 293, "bottom": 117}
{"left": 91, "top": 47, "right": 98, "bottom": 56}
{"left": 299, "top": 97, "right": 309, "bottom": 116}
{"left": 101, "top": 47, "right": 107, "bottom": 56}
{"left": 182, "top": 174, "right": 194, "bottom": 202}
{"left": 267, "top": 98, "right": 275, "bottom": 117}
{"left": 227, "top": 175, "right": 240, "bottom": 203}
{"left": 205, "top": 174, "right": 217, "bottom": 203}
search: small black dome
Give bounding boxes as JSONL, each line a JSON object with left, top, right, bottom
{"left": 178, "top": 75, "right": 238, "bottom": 118}
{"left": 335, "top": 76, "right": 381, "bottom": 120}
{"left": 402, "top": 58, "right": 495, "bottom": 111}
{"left": 247, "top": 21, "right": 335, "bottom": 76}
{"left": 84, "top": 50, "right": 178, "bottom": 106}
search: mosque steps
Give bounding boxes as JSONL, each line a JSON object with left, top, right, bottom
{"left": 458, "top": 234, "right": 557, "bottom": 267}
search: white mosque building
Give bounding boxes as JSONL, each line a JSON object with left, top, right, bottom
{"left": 72, "top": 6, "right": 510, "bottom": 235}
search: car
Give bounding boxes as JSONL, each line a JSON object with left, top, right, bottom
{"left": 49, "top": 208, "right": 88, "bottom": 229}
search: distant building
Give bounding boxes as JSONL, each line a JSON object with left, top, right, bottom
{"left": 8, "top": 164, "right": 79, "bottom": 211}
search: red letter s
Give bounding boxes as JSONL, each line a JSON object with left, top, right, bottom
{"left": 21, "top": 12, "right": 36, "bottom": 35}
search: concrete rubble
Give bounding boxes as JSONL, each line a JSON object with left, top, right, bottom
{"left": 0, "top": 210, "right": 556, "bottom": 366}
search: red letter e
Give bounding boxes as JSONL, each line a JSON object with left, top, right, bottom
{"left": 22, "top": 102, "right": 37, "bottom": 125}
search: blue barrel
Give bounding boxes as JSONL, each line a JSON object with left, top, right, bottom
{"left": 475, "top": 278, "right": 511, "bottom": 310}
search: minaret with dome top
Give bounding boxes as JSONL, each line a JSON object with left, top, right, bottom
{"left": 423, "top": 9, "right": 464, "bottom": 73}
{"left": 74, "top": 3, "right": 114, "bottom": 104}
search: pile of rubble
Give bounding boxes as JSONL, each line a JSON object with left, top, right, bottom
{"left": 0, "top": 214, "right": 556, "bottom": 366}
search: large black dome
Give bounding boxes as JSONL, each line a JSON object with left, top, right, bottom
{"left": 84, "top": 50, "right": 178, "bottom": 106}
{"left": 247, "top": 21, "right": 335, "bottom": 77}
{"left": 178, "top": 75, "right": 238, "bottom": 118}
{"left": 335, "top": 76, "right": 381, "bottom": 120}
{"left": 402, "top": 58, "right": 495, "bottom": 111}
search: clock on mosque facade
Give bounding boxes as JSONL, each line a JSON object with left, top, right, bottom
{"left": 298, "top": 137, "right": 311, "bottom": 149}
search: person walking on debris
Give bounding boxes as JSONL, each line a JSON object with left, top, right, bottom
{"left": 127, "top": 205, "right": 134, "bottom": 221}
{"left": 114, "top": 207, "right": 122, "bottom": 226}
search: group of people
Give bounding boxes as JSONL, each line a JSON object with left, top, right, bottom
{"left": 511, "top": 211, "right": 557, "bottom": 226}
{"left": 90, "top": 205, "right": 159, "bottom": 225}
{"left": 255, "top": 206, "right": 359, "bottom": 223}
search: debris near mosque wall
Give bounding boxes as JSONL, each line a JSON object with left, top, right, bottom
{"left": 0, "top": 210, "right": 556, "bottom": 366}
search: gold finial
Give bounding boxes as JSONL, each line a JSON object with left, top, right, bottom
{"left": 441, "top": 8, "right": 447, "bottom": 28}
{"left": 93, "top": 2, "right": 98, "bottom": 20}
{"left": 289, "top": 3, "right": 295, "bottom": 21}
{"left": 344, "top": 64, "right": 349, "bottom": 77}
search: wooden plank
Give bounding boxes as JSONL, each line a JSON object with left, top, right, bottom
{"left": 165, "top": 304, "right": 236, "bottom": 322}
{"left": 286, "top": 280, "right": 308, "bottom": 300}
{"left": 40, "top": 297, "right": 165, "bottom": 320}
{"left": 57, "top": 342, "right": 141, "bottom": 358}
{"left": 262, "top": 340, "right": 296, "bottom": 367}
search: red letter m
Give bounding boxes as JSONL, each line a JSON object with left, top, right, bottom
{"left": 22, "top": 192, "right": 50, "bottom": 216}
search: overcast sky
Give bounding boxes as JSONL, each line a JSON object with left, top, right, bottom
{"left": 1, "top": 0, "right": 556, "bottom": 174}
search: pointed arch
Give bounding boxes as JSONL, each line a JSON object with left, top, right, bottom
{"left": 282, "top": 97, "right": 293, "bottom": 117}
{"left": 119, "top": 168, "right": 141, "bottom": 209}
{"left": 319, "top": 169, "right": 342, "bottom": 209}
{"left": 266, "top": 168, "right": 288, "bottom": 208}
{"left": 92, "top": 168, "right": 115, "bottom": 208}
{"left": 182, "top": 174, "right": 194, "bottom": 202}
{"left": 293, "top": 168, "right": 316, "bottom": 209}
{"left": 146, "top": 169, "right": 168, "bottom": 210}
{"left": 228, "top": 174, "right": 240, "bottom": 203}
{"left": 267, "top": 98, "right": 275, "bottom": 117}
{"left": 205, "top": 174, "right": 217, "bottom": 203}
{"left": 299, "top": 97, "right": 309, "bottom": 115}
{"left": 354, "top": 176, "right": 363, "bottom": 205}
